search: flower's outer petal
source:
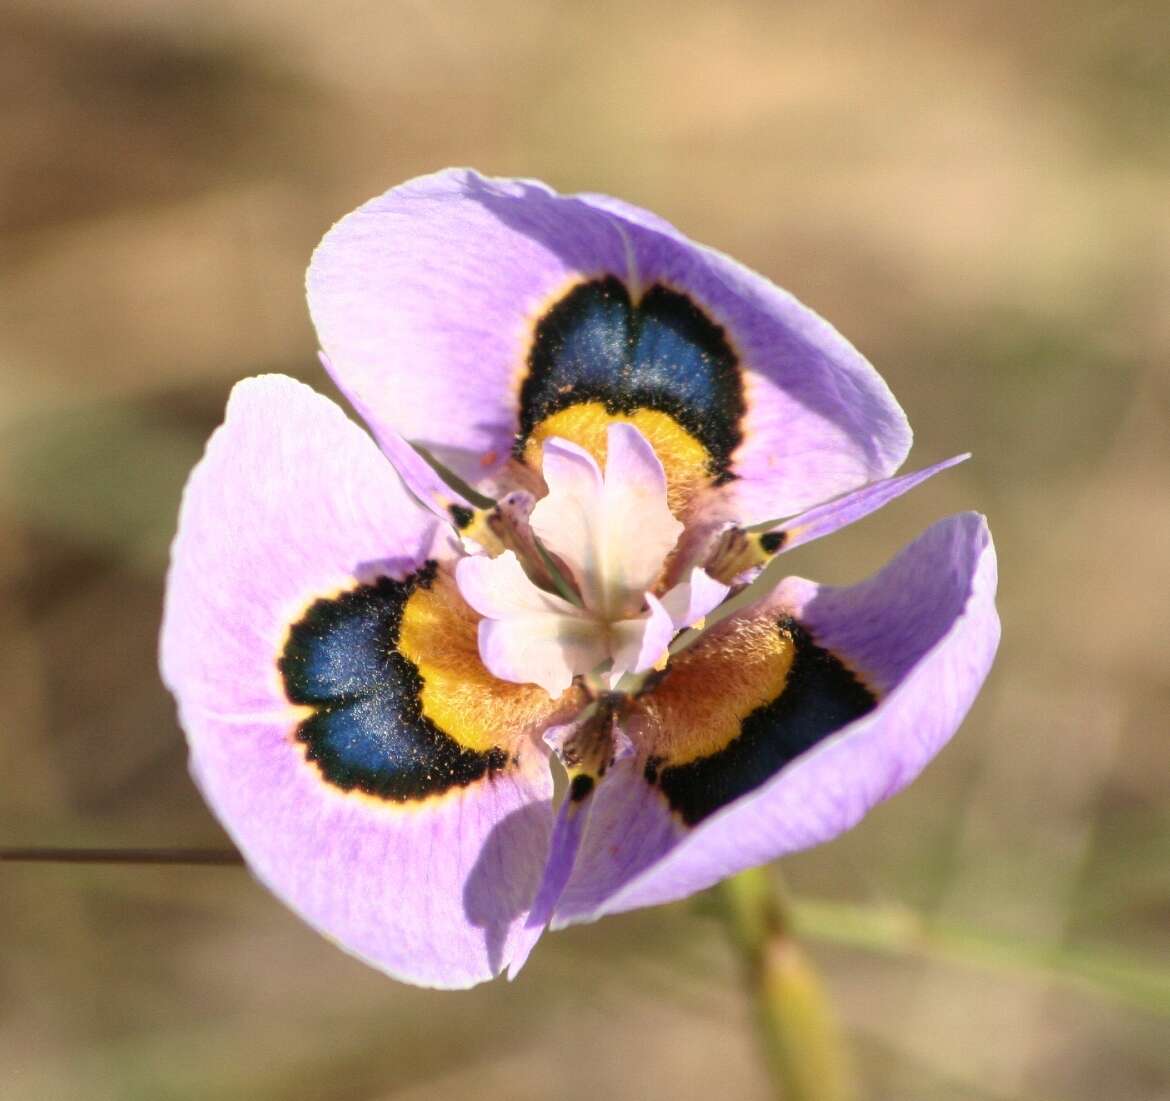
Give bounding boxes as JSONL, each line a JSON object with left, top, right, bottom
{"left": 550, "top": 747, "right": 677, "bottom": 930}
{"left": 189, "top": 714, "right": 552, "bottom": 989}
{"left": 758, "top": 454, "right": 971, "bottom": 558}
{"left": 608, "top": 593, "right": 676, "bottom": 685}
{"left": 506, "top": 714, "right": 626, "bottom": 977}
{"left": 456, "top": 551, "right": 605, "bottom": 696}
{"left": 552, "top": 513, "right": 998, "bottom": 926}
{"left": 161, "top": 375, "right": 557, "bottom": 988}
{"left": 308, "top": 170, "right": 910, "bottom": 518}
{"left": 307, "top": 170, "right": 630, "bottom": 487}
{"left": 572, "top": 192, "right": 913, "bottom": 521}
{"left": 659, "top": 566, "right": 730, "bottom": 630}
{"left": 161, "top": 375, "right": 436, "bottom": 713}
{"left": 318, "top": 351, "right": 473, "bottom": 529}
{"left": 504, "top": 748, "right": 595, "bottom": 979}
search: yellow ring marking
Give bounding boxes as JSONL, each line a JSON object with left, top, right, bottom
{"left": 522, "top": 402, "right": 714, "bottom": 517}
{"left": 639, "top": 611, "right": 796, "bottom": 765}
{"left": 397, "top": 567, "right": 579, "bottom": 754}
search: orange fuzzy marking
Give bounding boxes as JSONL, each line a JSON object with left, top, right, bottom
{"left": 522, "top": 402, "right": 713, "bottom": 519}
{"left": 636, "top": 612, "right": 795, "bottom": 764}
{"left": 397, "top": 567, "right": 580, "bottom": 753}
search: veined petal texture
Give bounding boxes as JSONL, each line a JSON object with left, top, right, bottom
{"left": 161, "top": 376, "right": 562, "bottom": 987}
{"left": 308, "top": 169, "right": 911, "bottom": 520}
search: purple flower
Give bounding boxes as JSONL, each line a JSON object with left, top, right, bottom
{"left": 160, "top": 169, "right": 999, "bottom": 989}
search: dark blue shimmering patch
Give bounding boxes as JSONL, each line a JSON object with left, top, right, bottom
{"left": 649, "top": 619, "right": 876, "bottom": 826}
{"left": 279, "top": 563, "right": 507, "bottom": 801}
{"left": 516, "top": 277, "right": 744, "bottom": 480}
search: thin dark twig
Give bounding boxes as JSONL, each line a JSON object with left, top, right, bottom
{"left": 0, "top": 847, "right": 244, "bottom": 866}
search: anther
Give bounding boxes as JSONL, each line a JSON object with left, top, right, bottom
{"left": 704, "top": 525, "right": 784, "bottom": 583}
{"left": 560, "top": 701, "right": 619, "bottom": 793}
{"left": 457, "top": 492, "right": 582, "bottom": 603}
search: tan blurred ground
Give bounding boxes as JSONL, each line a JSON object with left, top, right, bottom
{"left": 1, "top": 1, "right": 1168, "bottom": 1098}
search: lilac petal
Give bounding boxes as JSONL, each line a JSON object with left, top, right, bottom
{"left": 759, "top": 453, "right": 970, "bottom": 556}
{"left": 552, "top": 513, "right": 998, "bottom": 926}
{"left": 505, "top": 771, "right": 594, "bottom": 979}
{"left": 309, "top": 170, "right": 910, "bottom": 515}
{"left": 189, "top": 712, "right": 552, "bottom": 989}
{"left": 549, "top": 746, "right": 679, "bottom": 930}
{"left": 318, "top": 350, "right": 473, "bottom": 526}
{"left": 308, "top": 171, "right": 629, "bottom": 487}
{"left": 161, "top": 376, "right": 554, "bottom": 987}
{"left": 574, "top": 192, "right": 913, "bottom": 520}
{"left": 507, "top": 715, "right": 629, "bottom": 975}
{"left": 161, "top": 375, "right": 437, "bottom": 714}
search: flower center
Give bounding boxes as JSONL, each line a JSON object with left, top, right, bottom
{"left": 454, "top": 422, "right": 729, "bottom": 698}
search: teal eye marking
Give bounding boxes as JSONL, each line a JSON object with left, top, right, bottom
{"left": 280, "top": 563, "right": 507, "bottom": 801}
{"left": 647, "top": 619, "right": 876, "bottom": 826}
{"left": 517, "top": 276, "right": 745, "bottom": 481}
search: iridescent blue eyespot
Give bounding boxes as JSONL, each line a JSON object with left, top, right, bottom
{"left": 280, "top": 563, "right": 507, "bottom": 801}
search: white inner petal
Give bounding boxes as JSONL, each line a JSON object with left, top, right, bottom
{"left": 531, "top": 423, "right": 683, "bottom": 619}
{"left": 455, "top": 422, "right": 717, "bottom": 697}
{"left": 658, "top": 566, "right": 730, "bottom": 630}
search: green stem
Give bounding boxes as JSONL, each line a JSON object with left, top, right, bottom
{"left": 722, "top": 867, "right": 854, "bottom": 1101}
{"left": 788, "top": 897, "right": 1170, "bottom": 1020}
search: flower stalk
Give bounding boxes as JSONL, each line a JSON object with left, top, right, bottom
{"left": 722, "top": 867, "right": 854, "bottom": 1101}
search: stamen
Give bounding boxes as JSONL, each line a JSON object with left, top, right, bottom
{"left": 559, "top": 695, "right": 621, "bottom": 789}
{"left": 464, "top": 491, "right": 584, "bottom": 606}
{"left": 456, "top": 506, "right": 506, "bottom": 555}
{"left": 531, "top": 536, "right": 584, "bottom": 607}
{"left": 704, "top": 526, "right": 784, "bottom": 583}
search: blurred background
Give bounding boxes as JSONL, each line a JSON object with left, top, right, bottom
{"left": 2, "top": 1, "right": 1168, "bottom": 1098}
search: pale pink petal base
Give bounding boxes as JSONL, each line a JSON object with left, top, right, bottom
{"left": 608, "top": 593, "right": 676, "bottom": 685}
{"left": 456, "top": 551, "right": 605, "bottom": 697}
{"left": 659, "top": 566, "right": 730, "bottom": 629}
{"left": 530, "top": 425, "right": 682, "bottom": 619}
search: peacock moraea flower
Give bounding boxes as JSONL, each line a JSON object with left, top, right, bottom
{"left": 160, "top": 170, "right": 999, "bottom": 988}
